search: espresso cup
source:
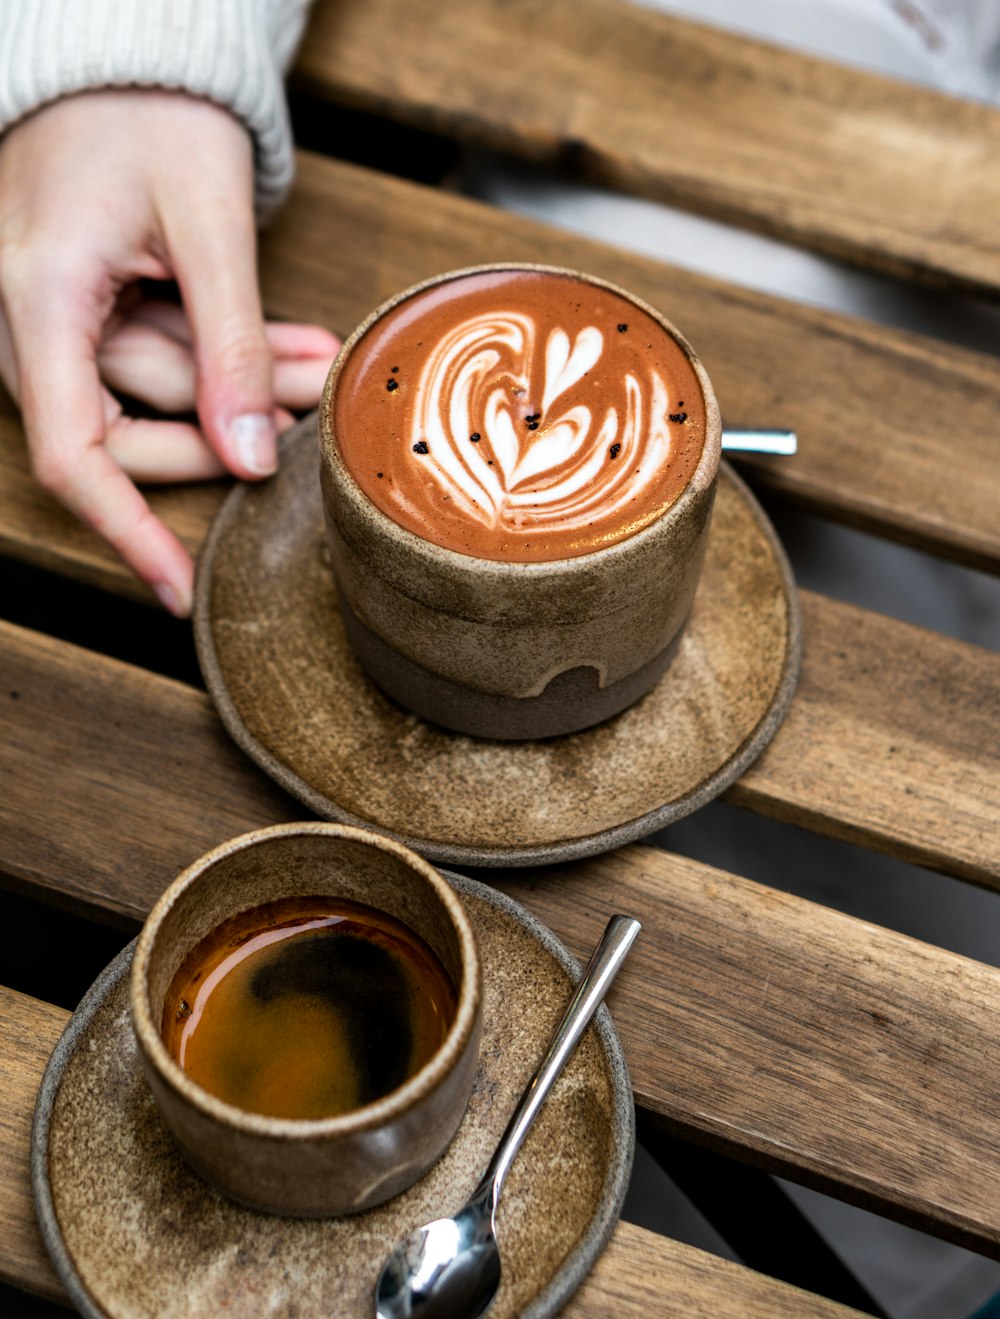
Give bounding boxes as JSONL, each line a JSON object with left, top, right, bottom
{"left": 130, "top": 823, "right": 481, "bottom": 1217}
{"left": 320, "top": 263, "right": 721, "bottom": 739}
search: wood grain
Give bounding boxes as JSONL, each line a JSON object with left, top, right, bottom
{"left": 2, "top": 623, "right": 1000, "bottom": 1252}
{"left": 734, "top": 593, "right": 999, "bottom": 883}
{"left": 295, "top": 0, "right": 1000, "bottom": 294}
{"left": 3, "top": 509, "right": 997, "bottom": 891}
{"left": 1, "top": 153, "right": 997, "bottom": 589}
{"left": 573, "top": 1220, "right": 863, "bottom": 1318}
{"left": 0, "top": 987, "right": 67, "bottom": 1302}
{"left": 0, "top": 989, "right": 862, "bottom": 1316}
{"left": 3, "top": 446, "right": 998, "bottom": 890}
{"left": 497, "top": 853, "right": 1000, "bottom": 1253}
{"left": 262, "top": 156, "right": 1000, "bottom": 571}
{"left": 0, "top": 626, "right": 303, "bottom": 913}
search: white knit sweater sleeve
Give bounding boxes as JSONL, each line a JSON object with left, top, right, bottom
{"left": 0, "top": 0, "right": 314, "bottom": 219}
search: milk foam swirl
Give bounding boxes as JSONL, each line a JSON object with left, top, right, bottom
{"left": 399, "top": 311, "right": 674, "bottom": 536}
{"left": 333, "top": 268, "right": 707, "bottom": 562}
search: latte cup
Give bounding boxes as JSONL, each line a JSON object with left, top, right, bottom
{"left": 320, "top": 264, "right": 721, "bottom": 740}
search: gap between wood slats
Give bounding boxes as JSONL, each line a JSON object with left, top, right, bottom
{"left": 0, "top": 984, "right": 864, "bottom": 1317}
{"left": 1, "top": 153, "right": 996, "bottom": 582}
{"left": 294, "top": 0, "right": 1000, "bottom": 296}
{"left": 2, "top": 622, "right": 1000, "bottom": 1253}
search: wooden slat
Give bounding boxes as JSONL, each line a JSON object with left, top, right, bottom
{"left": 0, "top": 987, "right": 862, "bottom": 1317}
{"left": 263, "top": 157, "right": 1000, "bottom": 571}
{"left": 3, "top": 623, "right": 1000, "bottom": 1253}
{"left": 1, "top": 154, "right": 997, "bottom": 587}
{"left": 295, "top": 0, "right": 1000, "bottom": 295}
{"left": 734, "top": 594, "right": 999, "bottom": 883}
{"left": 0, "top": 628, "right": 304, "bottom": 905}
{"left": 503, "top": 854, "right": 1000, "bottom": 1255}
{"left": 3, "top": 427, "right": 998, "bottom": 894}
{"left": 575, "top": 1229, "right": 862, "bottom": 1319}
{"left": 0, "top": 987, "right": 66, "bottom": 1303}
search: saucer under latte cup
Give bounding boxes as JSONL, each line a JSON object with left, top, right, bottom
{"left": 130, "top": 823, "right": 482, "bottom": 1218}
{"left": 319, "top": 263, "right": 722, "bottom": 740}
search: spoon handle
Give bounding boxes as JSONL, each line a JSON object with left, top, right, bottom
{"left": 480, "top": 914, "right": 641, "bottom": 1205}
{"left": 721, "top": 428, "right": 797, "bottom": 454}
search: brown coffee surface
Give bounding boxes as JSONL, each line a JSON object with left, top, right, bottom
{"left": 162, "top": 896, "right": 456, "bottom": 1120}
{"left": 332, "top": 269, "right": 707, "bottom": 561}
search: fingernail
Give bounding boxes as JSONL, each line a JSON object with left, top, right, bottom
{"left": 154, "top": 582, "right": 191, "bottom": 617}
{"left": 231, "top": 412, "right": 277, "bottom": 475}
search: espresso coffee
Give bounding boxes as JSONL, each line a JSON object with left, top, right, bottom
{"left": 161, "top": 895, "right": 457, "bottom": 1120}
{"left": 332, "top": 268, "right": 707, "bottom": 562}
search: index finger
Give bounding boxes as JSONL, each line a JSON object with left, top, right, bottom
{"left": 48, "top": 434, "right": 195, "bottom": 615}
{"left": 9, "top": 283, "right": 194, "bottom": 612}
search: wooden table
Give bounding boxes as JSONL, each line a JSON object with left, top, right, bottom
{"left": 2, "top": 6, "right": 998, "bottom": 1315}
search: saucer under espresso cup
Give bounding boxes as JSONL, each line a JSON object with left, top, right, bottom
{"left": 130, "top": 823, "right": 482, "bottom": 1218}
{"left": 33, "top": 874, "right": 633, "bottom": 1319}
{"left": 320, "top": 263, "right": 722, "bottom": 740}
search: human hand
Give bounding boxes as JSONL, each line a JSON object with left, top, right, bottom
{"left": 0, "top": 90, "right": 340, "bottom": 615}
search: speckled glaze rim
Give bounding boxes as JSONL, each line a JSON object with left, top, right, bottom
{"left": 319, "top": 261, "right": 721, "bottom": 590}
{"left": 131, "top": 823, "right": 481, "bottom": 1142}
{"left": 194, "top": 424, "right": 801, "bottom": 868}
{"left": 31, "top": 874, "right": 635, "bottom": 1319}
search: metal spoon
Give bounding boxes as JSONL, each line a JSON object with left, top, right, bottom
{"left": 722, "top": 428, "right": 797, "bottom": 454}
{"left": 374, "top": 913, "right": 641, "bottom": 1319}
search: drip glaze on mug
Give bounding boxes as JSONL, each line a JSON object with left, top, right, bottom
{"left": 331, "top": 269, "right": 707, "bottom": 562}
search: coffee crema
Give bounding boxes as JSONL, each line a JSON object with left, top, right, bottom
{"left": 332, "top": 269, "right": 706, "bottom": 562}
{"left": 161, "top": 895, "right": 457, "bottom": 1121}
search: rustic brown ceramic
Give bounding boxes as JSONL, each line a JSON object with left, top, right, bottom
{"left": 130, "top": 824, "right": 482, "bottom": 1217}
{"left": 319, "top": 263, "right": 722, "bottom": 739}
{"left": 194, "top": 413, "right": 800, "bottom": 867}
{"left": 33, "top": 876, "right": 634, "bottom": 1319}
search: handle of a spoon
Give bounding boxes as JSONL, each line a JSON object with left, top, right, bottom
{"left": 721, "top": 428, "right": 797, "bottom": 454}
{"left": 479, "top": 914, "right": 641, "bottom": 1208}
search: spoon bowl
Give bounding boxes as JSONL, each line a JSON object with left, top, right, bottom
{"left": 375, "top": 1186, "right": 499, "bottom": 1319}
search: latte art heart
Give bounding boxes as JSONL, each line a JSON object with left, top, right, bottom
{"left": 332, "top": 269, "right": 707, "bottom": 562}
{"left": 411, "top": 314, "right": 675, "bottom": 537}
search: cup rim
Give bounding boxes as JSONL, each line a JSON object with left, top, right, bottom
{"left": 319, "top": 261, "right": 722, "bottom": 581}
{"left": 130, "top": 822, "right": 482, "bottom": 1139}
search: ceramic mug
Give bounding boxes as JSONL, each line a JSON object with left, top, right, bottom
{"left": 319, "top": 264, "right": 722, "bottom": 740}
{"left": 130, "top": 822, "right": 482, "bottom": 1217}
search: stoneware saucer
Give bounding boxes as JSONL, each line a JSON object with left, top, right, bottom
{"left": 195, "top": 414, "right": 800, "bottom": 867}
{"left": 33, "top": 874, "right": 633, "bottom": 1319}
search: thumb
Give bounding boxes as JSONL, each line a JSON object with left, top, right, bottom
{"left": 165, "top": 195, "right": 277, "bottom": 480}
